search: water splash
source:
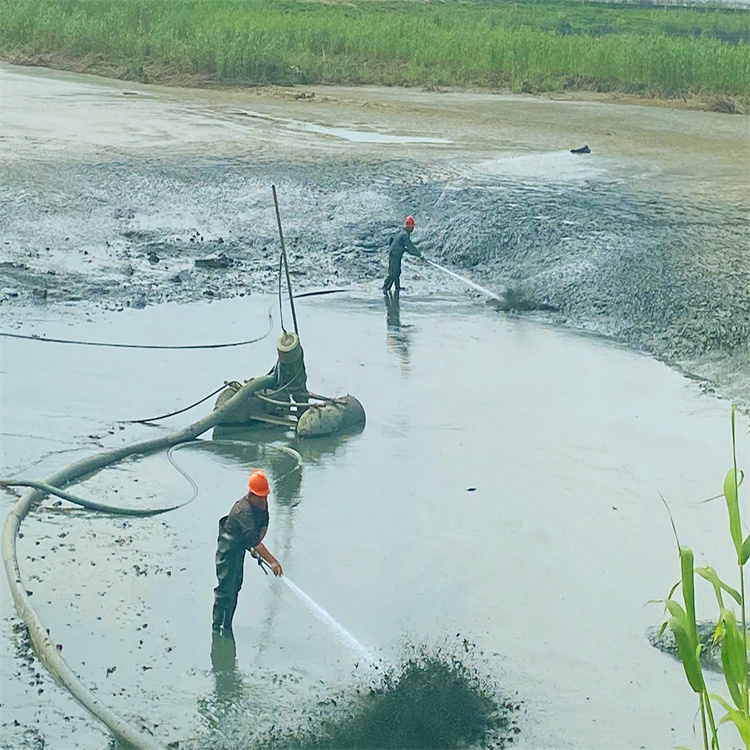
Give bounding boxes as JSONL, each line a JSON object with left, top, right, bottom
{"left": 255, "top": 639, "right": 521, "bottom": 750}
{"left": 280, "top": 576, "right": 376, "bottom": 666}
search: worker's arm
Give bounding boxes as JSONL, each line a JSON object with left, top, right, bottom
{"left": 254, "top": 541, "right": 283, "bottom": 576}
{"left": 404, "top": 234, "right": 422, "bottom": 258}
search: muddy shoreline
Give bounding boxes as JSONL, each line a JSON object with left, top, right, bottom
{"left": 2, "top": 157, "right": 748, "bottom": 410}
{"left": 5, "top": 51, "right": 747, "bottom": 115}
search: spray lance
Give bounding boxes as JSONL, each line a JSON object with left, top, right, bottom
{"left": 250, "top": 547, "right": 271, "bottom": 575}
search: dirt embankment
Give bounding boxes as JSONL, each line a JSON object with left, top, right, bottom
{"left": 3, "top": 50, "right": 748, "bottom": 115}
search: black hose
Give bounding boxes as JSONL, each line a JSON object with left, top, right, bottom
{"left": 120, "top": 383, "right": 240, "bottom": 425}
{"left": 0, "top": 478, "right": 193, "bottom": 517}
{"left": 0, "top": 310, "right": 273, "bottom": 350}
{"left": 0, "top": 290, "right": 347, "bottom": 351}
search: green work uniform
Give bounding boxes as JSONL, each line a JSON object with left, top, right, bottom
{"left": 382, "top": 228, "right": 421, "bottom": 292}
{"left": 212, "top": 496, "right": 269, "bottom": 633}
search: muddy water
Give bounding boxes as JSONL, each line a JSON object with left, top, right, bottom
{"left": 2, "top": 293, "right": 748, "bottom": 749}
{"left": 1, "top": 62, "right": 749, "bottom": 749}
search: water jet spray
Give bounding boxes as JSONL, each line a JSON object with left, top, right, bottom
{"left": 416, "top": 258, "right": 502, "bottom": 301}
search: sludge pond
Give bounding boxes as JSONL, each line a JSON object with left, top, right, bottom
{"left": 2, "top": 294, "right": 747, "bottom": 749}
{"left": 1, "top": 63, "right": 749, "bottom": 749}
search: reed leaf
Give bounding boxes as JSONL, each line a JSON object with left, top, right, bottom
{"left": 719, "top": 610, "right": 748, "bottom": 712}
{"left": 742, "top": 535, "right": 750, "bottom": 567}
{"left": 665, "top": 598, "right": 705, "bottom": 694}
{"left": 711, "top": 694, "right": 750, "bottom": 747}
{"left": 725, "top": 468, "right": 743, "bottom": 560}
{"left": 697, "top": 566, "right": 743, "bottom": 608}
{"left": 681, "top": 546, "right": 699, "bottom": 644}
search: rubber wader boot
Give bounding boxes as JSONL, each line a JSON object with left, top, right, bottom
{"left": 223, "top": 597, "right": 239, "bottom": 633}
{"left": 212, "top": 602, "right": 225, "bottom": 633}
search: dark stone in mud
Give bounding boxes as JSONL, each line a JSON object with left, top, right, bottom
{"left": 195, "top": 253, "right": 232, "bottom": 269}
{"left": 647, "top": 620, "right": 750, "bottom": 676}
{"left": 122, "top": 229, "right": 155, "bottom": 242}
{"left": 570, "top": 145, "right": 591, "bottom": 154}
{"left": 132, "top": 294, "right": 147, "bottom": 309}
{"left": 148, "top": 252, "right": 160, "bottom": 264}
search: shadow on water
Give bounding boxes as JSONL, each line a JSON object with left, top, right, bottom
{"left": 195, "top": 640, "right": 521, "bottom": 750}
{"left": 209, "top": 425, "right": 366, "bottom": 506}
{"left": 210, "top": 632, "right": 245, "bottom": 708}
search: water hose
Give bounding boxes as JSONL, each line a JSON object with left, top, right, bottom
{"left": 1, "top": 373, "right": 274, "bottom": 750}
{"left": 0, "top": 311, "right": 273, "bottom": 349}
{"left": 0, "top": 478, "right": 192, "bottom": 517}
{"left": 2, "top": 284, "right": 346, "bottom": 746}
{"left": 1, "top": 289, "right": 345, "bottom": 353}
{"left": 121, "top": 382, "right": 241, "bottom": 425}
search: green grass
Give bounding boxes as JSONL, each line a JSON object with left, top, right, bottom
{"left": 0, "top": 0, "right": 748, "bottom": 101}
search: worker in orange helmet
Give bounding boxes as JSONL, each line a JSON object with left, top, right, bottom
{"left": 212, "top": 469, "right": 283, "bottom": 634}
{"left": 382, "top": 215, "right": 423, "bottom": 294}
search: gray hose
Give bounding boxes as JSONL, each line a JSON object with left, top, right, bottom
{"left": 0, "top": 479, "right": 191, "bottom": 516}
{"left": 1, "top": 373, "right": 274, "bottom": 750}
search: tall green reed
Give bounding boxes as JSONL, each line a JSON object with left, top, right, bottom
{"left": 0, "top": 0, "right": 747, "bottom": 99}
{"left": 662, "top": 405, "right": 749, "bottom": 749}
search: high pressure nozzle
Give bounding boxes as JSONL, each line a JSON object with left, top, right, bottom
{"left": 250, "top": 548, "right": 269, "bottom": 575}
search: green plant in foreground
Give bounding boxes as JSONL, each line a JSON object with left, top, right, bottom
{"left": 661, "top": 405, "right": 749, "bottom": 749}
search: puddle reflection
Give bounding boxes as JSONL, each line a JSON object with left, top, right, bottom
{"left": 209, "top": 631, "right": 244, "bottom": 708}
{"left": 384, "top": 290, "right": 412, "bottom": 372}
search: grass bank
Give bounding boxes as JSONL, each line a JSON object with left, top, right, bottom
{"left": 1, "top": 0, "right": 748, "bottom": 107}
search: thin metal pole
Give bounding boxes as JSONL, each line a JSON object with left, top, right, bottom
{"left": 278, "top": 251, "right": 286, "bottom": 333}
{"left": 272, "top": 185, "right": 299, "bottom": 335}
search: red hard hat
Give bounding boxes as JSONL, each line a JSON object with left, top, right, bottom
{"left": 405, "top": 215, "right": 415, "bottom": 228}
{"left": 248, "top": 469, "right": 270, "bottom": 497}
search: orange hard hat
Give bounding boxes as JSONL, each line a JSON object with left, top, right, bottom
{"left": 248, "top": 469, "right": 270, "bottom": 497}
{"left": 405, "top": 215, "right": 415, "bottom": 228}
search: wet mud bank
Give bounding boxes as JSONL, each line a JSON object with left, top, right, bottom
{"left": 2, "top": 153, "right": 749, "bottom": 408}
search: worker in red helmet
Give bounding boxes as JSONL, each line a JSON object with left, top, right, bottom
{"left": 382, "top": 215, "right": 423, "bottom": 294}
{"left": 212, "top": 469, "right": 283, "bottom": 634}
